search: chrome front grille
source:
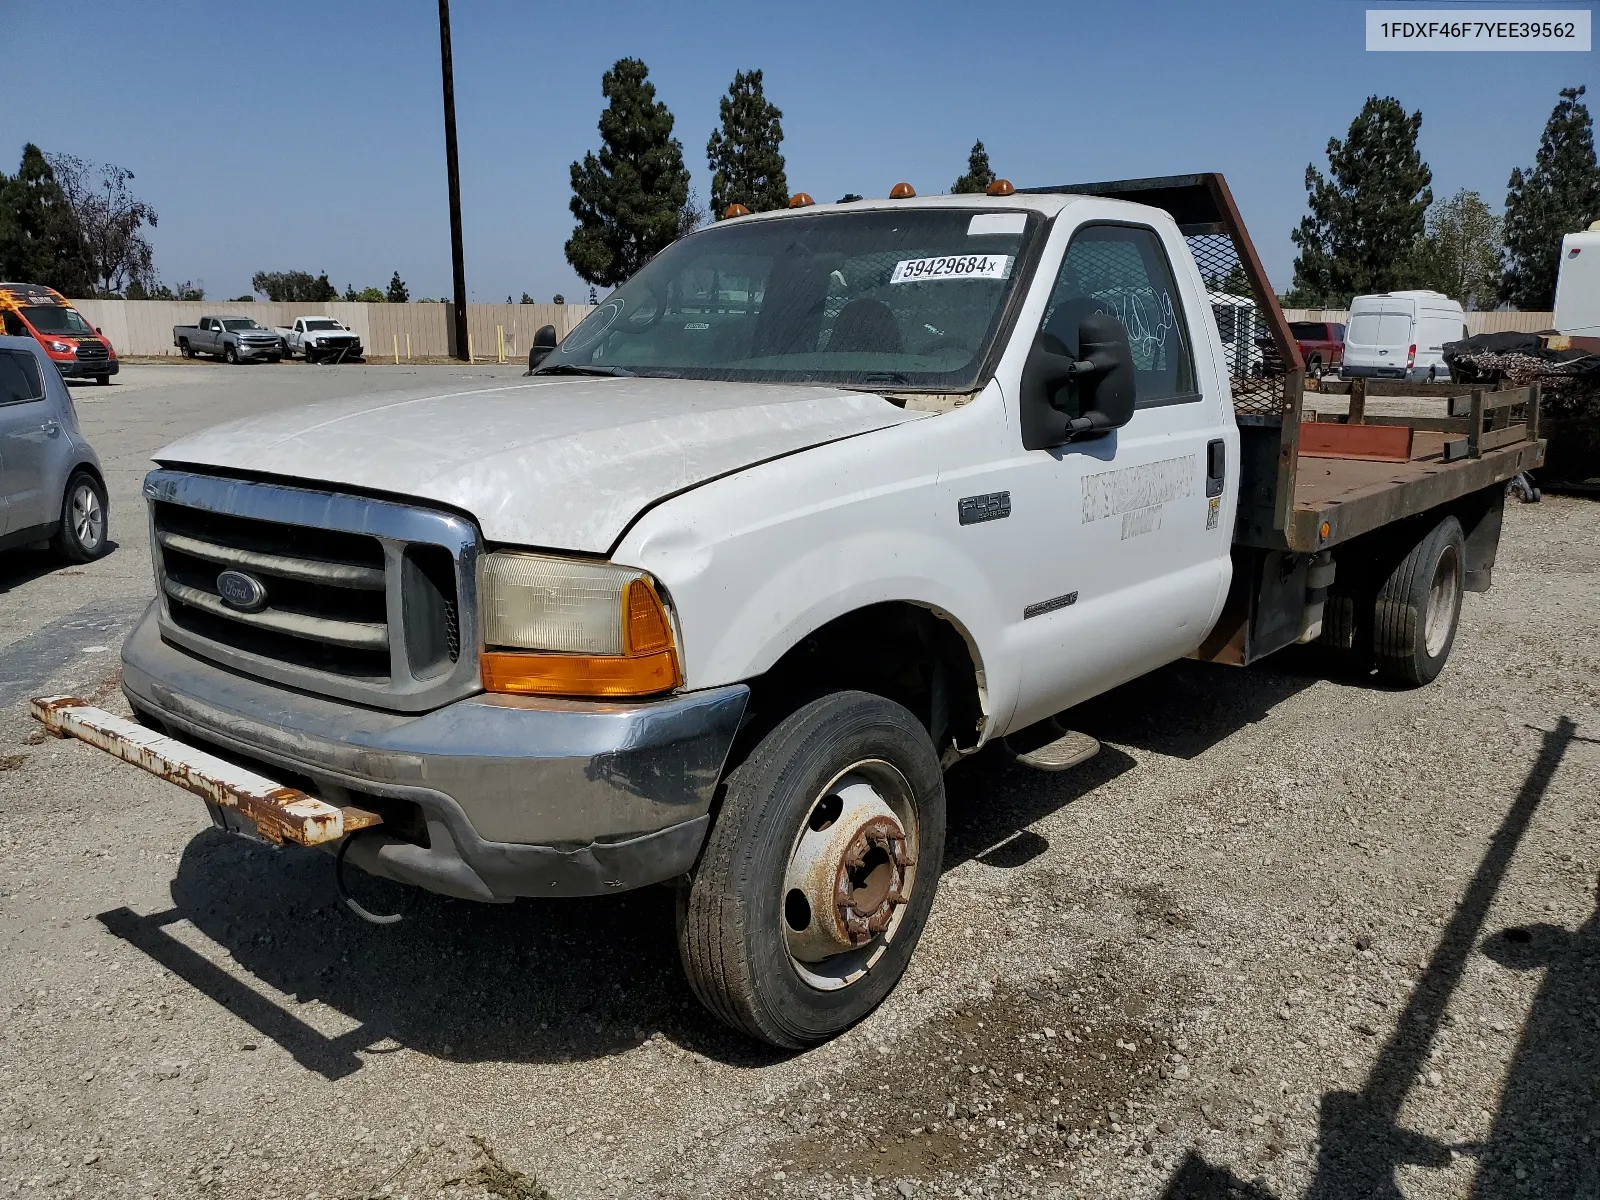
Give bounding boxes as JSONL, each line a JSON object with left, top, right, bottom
{"left": 144, "top": 470, "right": 480, "bottom": 713}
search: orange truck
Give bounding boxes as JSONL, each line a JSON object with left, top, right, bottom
{"left": 0, "top": 283, "right": 118, "bottom": 383}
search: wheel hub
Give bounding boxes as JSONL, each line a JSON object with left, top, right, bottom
{"left": 784, "top": 778, "right": 915, "bottom": 965}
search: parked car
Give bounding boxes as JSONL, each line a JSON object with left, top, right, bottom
{"left": 1343, "top": 291, "right": 1466, "bottom": 382}
{"left": 0, "top": 283, "right": 119, "bottom": 384}
{"left": 276, "top": 317, "right": 364, "bottom": 363}
{"left": 41, "top": 175, "right": 1544, "bottom": 1049}
{"left": 1256, "top": 320, "right": 1345, "bottom": 380}
{"left": 0, "top": 335, "right": 109, "bottom": 560}
{"left": 172, "top": 316, "right": 283, "bottom": 363}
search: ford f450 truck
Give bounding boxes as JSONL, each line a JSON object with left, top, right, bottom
{"left": 35, "top": 175, "right": 1546, "bottom": 1049}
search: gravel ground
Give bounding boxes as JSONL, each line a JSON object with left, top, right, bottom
{"left": 1, "top": 366, "right": 1596, "bottom": 1200}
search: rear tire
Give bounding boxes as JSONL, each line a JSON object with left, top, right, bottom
{"left": 1307, "top": 355, "right": 1323, "bottom": 380}
{"left": 1374, "top": 516, "right": 1465, "bottom": 686}
{"left": 179, "top": 340, "right": 193, "bottom": 359}
{"left": 51, "top": 471, "right": 109, "bottom": 563}
{"left": 678, "top": 691, "right": 945, "bottom": 1049}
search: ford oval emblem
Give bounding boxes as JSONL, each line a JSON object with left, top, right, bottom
{"left": 216, "top": 569, "right": 268, "bottom": 612}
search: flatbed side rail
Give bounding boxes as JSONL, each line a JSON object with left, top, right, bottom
{"left": 1021, "top": 173, "right": 1305, "bottom": 542}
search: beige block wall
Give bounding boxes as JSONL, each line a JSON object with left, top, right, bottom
{"left": 1281, "top": 309, "right": 1554, "bottom": 335}
{"left": 66, "top": 300, "right": 597, "bottom": 359}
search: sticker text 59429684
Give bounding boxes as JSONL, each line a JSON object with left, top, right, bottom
{"left": 890, "top": 254, "right": 1012, "bottom": 285}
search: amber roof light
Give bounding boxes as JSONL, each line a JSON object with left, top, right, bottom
{"left": 889, "top": 182, "right": 916, "bottom": 199}
{"left": 788, "top": 192, "right": 815, "bottom": 208}
{"left": 986, "top": 178, "right": 1015, "bottom": 196}
{"left": 722, "top": 203, "right": 750, "bottom": 219}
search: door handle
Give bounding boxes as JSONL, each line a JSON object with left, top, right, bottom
{"left": 1206, "top": 439, "right": 1225, "bottom": 497}
{"left": 40, "top": 421, "right": 60, "bottom": 435}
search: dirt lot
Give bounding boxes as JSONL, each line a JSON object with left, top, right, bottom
{"left": 1, "top": 365, "right": 1596, "bottom": 1200}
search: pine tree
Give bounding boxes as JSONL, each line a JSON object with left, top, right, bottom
{"left": 566, "top": 58, "right": 691, "bottom": 287}
{"left": 1502, "top": 86, "right": 1600, "bottom": 310}
{"left": 951, "top": 141, "right": 995, "bottom": 194}
{"left": 707, "top": 69, "right": 788, "bottom": 217}
{"left": 1288, "top": 97, "right": 1433, "bottom": 306}
{"left": 0, "top": 144, "right": 96, "bottom": 295}
{"left": 387, "top": 271, "right": 409, "bottom": 303}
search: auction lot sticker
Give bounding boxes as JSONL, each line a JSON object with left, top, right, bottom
{"left": 891, "top": 254, "right": 1012, "bottom": 284}
{"left": 1366, "top": 9, "right": 1590, "bottom": 50}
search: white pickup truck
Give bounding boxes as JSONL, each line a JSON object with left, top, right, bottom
{"left": 276, "top": 316, "right": 364, "bottom": 363}
{"left": 35, "top": 175, "right": 1545, "bottom": 1049}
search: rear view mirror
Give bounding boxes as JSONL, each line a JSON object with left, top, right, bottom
{"left": 1020, "top": 312, "right": 1137, "bottom": 450}
{"left": 526, "top": 324, "right": 558, "bottom": 373}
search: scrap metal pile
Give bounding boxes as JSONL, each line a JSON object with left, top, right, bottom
{"left": 1446, "top": 332, "right": 1600, "bottom": 483}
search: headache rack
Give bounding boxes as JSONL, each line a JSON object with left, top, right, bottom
{"left": 1018, "top": 173, "right": 1545, "bottom": 555}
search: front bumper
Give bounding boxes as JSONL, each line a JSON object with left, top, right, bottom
{"left": 120, "top": 604, "right": 748, "bottom": 900}
{"left": 1340, "top": 363, "right": 1440, "bottom": 382}
{"left": 235, "top": 342, "right": 282, "bottom": 360}
{"left": 55, "top": 358, "right": 119, "bottom": 378}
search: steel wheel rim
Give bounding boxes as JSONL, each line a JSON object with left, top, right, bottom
{"left": 71, "top": 484, "right": 103, "bottom": 550}
{"left": 1424, "top": 544, "right": 1460, "bottom": 658}
{"left": 781, "top": 759, "right": 919, "bottom": 992}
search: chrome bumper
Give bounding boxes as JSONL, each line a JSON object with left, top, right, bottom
{"left": 120, "top": 604, "right": 749, "bottom": 899}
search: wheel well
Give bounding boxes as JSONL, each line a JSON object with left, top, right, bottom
{"left": 738, "top": 602, "right": 987, "bottom": 768}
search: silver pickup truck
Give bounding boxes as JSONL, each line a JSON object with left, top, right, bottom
{"left": 172, "top": 316, "right": 284, "bottom": 364}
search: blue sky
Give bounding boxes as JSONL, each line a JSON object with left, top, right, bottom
{"left": 3, "top": 1, "right": 1593, "bottom": 301}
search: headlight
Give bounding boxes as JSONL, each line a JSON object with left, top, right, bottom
{"left": 478, "top": 551, "right": 681, "bottom": 697}
{"left": 48, "top": 340, "right": 72, "bottom": 353}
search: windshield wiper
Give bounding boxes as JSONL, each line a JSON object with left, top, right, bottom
{"left": 532, "top": 363, "right": 635, "bottom": 378}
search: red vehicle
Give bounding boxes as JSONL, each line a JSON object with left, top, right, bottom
{"left": 1289, "top": 320, "right": 1344, "bottom": 378}
{"left": 1257, "top": 319, "right": 1345, "bottom": 380}
{"left": 0, "top": 283, "right": 119, "bottom": 383}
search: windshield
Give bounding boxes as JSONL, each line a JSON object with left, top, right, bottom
{"left": 20, "top": 306, "right": 94, "bottom": 336}
{"left": 303, "top": 319, "right": 341, "bottom": 330}
{"left": 222, "top": 319, "right": 264, "bottom": 331}
{"left": 539, "top": 208, "right": 1041, "bottom": 390}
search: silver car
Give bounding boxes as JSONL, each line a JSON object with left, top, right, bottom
{"left": 0, "top": 336, "right": 109, "bottom": 561}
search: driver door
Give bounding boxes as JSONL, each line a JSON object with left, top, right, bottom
{"left": 997, "top": 215, "right": 1231, "bottom": 729}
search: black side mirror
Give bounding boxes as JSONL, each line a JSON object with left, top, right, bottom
{"left": 1020, "top": 312, "right": 1137, "bottom": 451}
{"left": 526, "top": 324, "right": 558, "bottom": 373}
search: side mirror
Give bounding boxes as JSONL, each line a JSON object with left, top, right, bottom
{"left": 96, "top": 326, "right": 103, "bottom": 334}
{"left": 1019, "top": 312, "right": 1136, "bottom": 451}
{"left": 526, "top": 324, "right": 558, "bottom": 373}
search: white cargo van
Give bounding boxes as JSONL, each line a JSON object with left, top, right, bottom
{"left": 1343, "top": 290, "right": 1467, "bottom": 383}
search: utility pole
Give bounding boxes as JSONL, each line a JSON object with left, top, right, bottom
{"left": 438, "top": 0, "right": 469, "bottom": 361}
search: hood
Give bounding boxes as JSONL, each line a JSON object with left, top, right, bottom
{"left": 154, "top": 376, "right": 924, "bottom": 552}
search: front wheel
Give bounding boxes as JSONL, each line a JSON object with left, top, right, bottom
{"left": 51, "top": 471, "right": 109, "bottom": 563}
{"left": 678, "top": 691, "right": 946, "bottom": 1049}
{"left": 95, "top": 374, "right": 110, "bottom": 385}
{"left": 1374, "top": 515, "right": 1465, "bottom": 686}
{"left": 224, "top": 344, "right": 239, "bottom": 364}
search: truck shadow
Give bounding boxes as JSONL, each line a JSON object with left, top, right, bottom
{"left": 92, "top": 656, "right": 1368, "bottom": 1078}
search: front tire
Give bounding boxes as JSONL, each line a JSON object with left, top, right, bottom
{"left": 224, "top": 344, "right": 239, "bottom": 364}
{"left": 95, "top": 374, "right": 110, "bottom": 385}
{"left": 678, "top": 691, "right": 946, "bottom": 1049}
{"left": 1374, "top": 516, "right": 1465, "bottom": 686}
{"left": 51, "top": 471, "right": 109, "bottom": 563}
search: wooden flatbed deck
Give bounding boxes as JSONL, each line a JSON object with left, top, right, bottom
{"left": 1287, "top": 430, "right": 1546, "bottom": 552}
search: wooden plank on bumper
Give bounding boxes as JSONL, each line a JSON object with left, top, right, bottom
{"left": 29, "top": 696, "right": 381, "bottom": 846}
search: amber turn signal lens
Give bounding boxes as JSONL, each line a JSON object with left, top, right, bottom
{"left": 889, "top": 182, "right": 916, "bottom": 199}
{"left": 722, "top": 203, "right": 750, "bottom": 219}
{"left": 625, "top": 579, "right": 673, "bottom": 655}
{"left": 481, "top": 649, "right": 681, "bottom": 698}
{"left": 788, "top": 192, "right": 815, "bottom": 208}
{"left": 986, "top": 178, "right": 1015, "bottom": 196}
